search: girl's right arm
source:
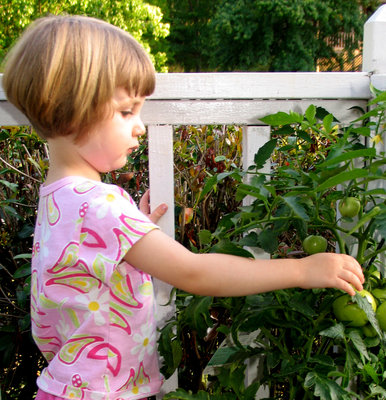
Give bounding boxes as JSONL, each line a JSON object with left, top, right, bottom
{"left": 124, "top": 229, "right": 364, "bottom": 297}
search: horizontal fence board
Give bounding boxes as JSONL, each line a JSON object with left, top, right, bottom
{"left": 0, "top": 72, "right": 372, "bottom": 102}
{"left": 150, "top": 72, "right": 371, "bottom": 100}
{"left": 0, "top": 99, "right": 367, "bottom": 127}
{"left": 142, "top": 99, "right": 367, "bottom": 125}
{"left": 0, "top": 101, "right": 30, "bottom": 126}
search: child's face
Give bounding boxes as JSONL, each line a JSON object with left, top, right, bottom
{"left": 77, "top": 88, "right": 146, "bottom": 173}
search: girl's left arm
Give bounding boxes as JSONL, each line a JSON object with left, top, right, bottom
{"left": 124, "top": 229, "right": 364, "bottom": 297}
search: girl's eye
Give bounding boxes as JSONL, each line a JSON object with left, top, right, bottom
{"left": 121, "top": 110, "right": 133, "bottom": 117}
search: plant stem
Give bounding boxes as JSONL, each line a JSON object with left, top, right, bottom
{"left": 363, "top": 244, "right": 386, "bottom": 264}
{"left": 331, "top": 228, "right": 347, "bottom": 254}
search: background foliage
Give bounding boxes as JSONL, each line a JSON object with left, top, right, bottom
{"left": 149, "top": 0, "right": 381, "bottom": 72}
{"left": 1, "top": 0, "right": 383, "bottom": 73}
{"left": 0, "top": 127, "right": 47, "bottom": 399}
{"left": 0, "top": 0, "right": 169, "bottom": 71}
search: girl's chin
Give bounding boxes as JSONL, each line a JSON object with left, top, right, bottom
{"left": 96, "top": 162, "right": 127, "bottom": 174}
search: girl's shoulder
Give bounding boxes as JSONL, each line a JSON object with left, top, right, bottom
{"left": 39, "top": 176, "right": 133, "bottom": 203}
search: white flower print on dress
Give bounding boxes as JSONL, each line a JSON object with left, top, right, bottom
{"left": 75, "top": 289, "right": 109, "bottom": 326}
{"left": 56, "top": 317, "right": 71, "bottom": 342}
{"left": 131, "top": 322, "right": 156, "bottom": 361}
{"left": 90, "top": 191, "right": 122, "bottom": 219}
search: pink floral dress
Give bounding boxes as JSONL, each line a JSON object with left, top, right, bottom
{"left": 31, "top": 177, "right": 163, "bottom": 400}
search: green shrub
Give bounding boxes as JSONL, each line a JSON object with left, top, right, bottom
{"left": 160, "top": 89, "right": 386, "bottom": 399}
{"left": 0, "top": 126, "right": 47, "bottom": 399}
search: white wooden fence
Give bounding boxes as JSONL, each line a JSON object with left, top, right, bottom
{"left": 1, "top": 4, "right": 386, "bottom": 398}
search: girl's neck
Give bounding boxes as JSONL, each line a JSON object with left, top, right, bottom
{"left": 45, "top": 136, "right": 101, "bottom": 185}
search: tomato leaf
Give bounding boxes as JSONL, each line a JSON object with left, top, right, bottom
{"left": 304, "top": 371, "right": 349, "bottom": 400}
{"left": 207, "top": 346, "right": 239, "bottom": 366}
{"left": 158, "top": 322, "right": 182, "bottom": 379}
{"left": 163, "top": 389, "right": 212, "bottom": 400}
{"left": 183, "top": 296, "right": 213, "bottom": 337}
{"left": 288, "top": 293, "right": 317, "bottom": 318}
{"left": 210, "top": 239, "right": 254, "bottom": 258}
{"left": 257, "top": 230, "right": 278, "bottom": 253}
{"left": 259, "top": 111, "right": 303, "bottom": 126}
{"left": 347, "top": 329, "right": 370, "bottom": 362}
{"left": 317, "top": 148, "right": 376, "bottom": 168}
{"left": 281, "top": 195, "right": 309, "bottom": 221}
{"left": 353, "top": 293, "right": 383, "bottom": 337}
{"left": 363, "top": 364, "right": 379, "bottom": 385}
{"left": 305, "top": 104, "right": 316, "bottom": 124}
{"left": 315, "top": 169, "right": 369, "bottom": 192}
{"left": 348, "top": 206, "right": 381, "bottom": 235}
{"left": 253, "top": 139, "right": 277, "bottom": 170}
{"left": 319, "top": 323, "right": 345, "bottom": 339}
{"left": 198, "top": 229, "right": 212, "bottom": 245}
{"left": 308, "top": 355, "right": 335, "bottom": 367}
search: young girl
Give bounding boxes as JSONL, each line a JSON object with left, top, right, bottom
{"left": 2, "top": 15, "right": 365, "bottom": 400}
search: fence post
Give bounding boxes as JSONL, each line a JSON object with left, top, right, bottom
{"left": 242, "top": 125, "right": 271, "bottom": 399}
{"left": 362, "top": 4, "right": 386, "bottom": 266}
{"left": 363, "top": 4, "right": 386, "bottom": 76}
{"left": 362, "top": 4, "right": 386, "bottom": 181}
{"left": 148, "top": 125, "right": 178, "bottom": 397}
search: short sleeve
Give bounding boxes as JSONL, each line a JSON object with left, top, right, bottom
{"left": 77, "top": 183, "right": 158, "bottom": 284}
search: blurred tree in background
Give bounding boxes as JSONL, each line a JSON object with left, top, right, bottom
{"left": 147, "top": 0, "right": 218, "bottom": 71}
{"left": 149, "top": 0, "right": 381, "bottom": 72}
{"left": 0, "top": 0, "right": 170, "bottom": 71}
{"left": 1, "top": 0, "right": 382, "bottom": 72}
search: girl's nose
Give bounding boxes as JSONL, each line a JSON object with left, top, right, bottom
{"left": 133, "top": 117, "right": 145, "bottom": 136}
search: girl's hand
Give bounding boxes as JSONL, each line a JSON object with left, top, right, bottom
{"left": 299, "top": 253, "right": 365, "bottom": 296}
{"left": 139, "top": 189, "right": 168, "bottom": 224}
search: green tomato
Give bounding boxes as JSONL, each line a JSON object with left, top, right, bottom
{"left": 362, "top": 324, "right": 378, "bottom": 338}
{"left": 302, "top": 235, "right": 327, "bottom": 255}
{"left": 338, "top": 197, "right": 361, "bottom": 218}
{"left": 372, "top": 287, "right": 386, "bottom": 304}
{"left": 332, "top": 290, "right": 377, "bottom": 327}
{"left": 376, "top": 301, "right": 386, "bottom": 331}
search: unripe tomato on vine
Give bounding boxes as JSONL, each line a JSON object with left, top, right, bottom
{"left": 338, "top": 197, "right": 361, "bottom": 218}
{"left": 376, "top": 302, "right": 386, "bottom": 331}
{"left": 302, "top": 235, "right": 327, "bottom": 255}
{"left": 332, "top": 290, "right": 377, "bottom": 327}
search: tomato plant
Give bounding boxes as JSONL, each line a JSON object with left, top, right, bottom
{"left": 302, "top": 234, "right": 327, "bottom": 254}
{"left": 338, "top": 196, "right": 361, "bottom": 218}
{"left": 160, "top": 88, "right": 386, "bottom": 400}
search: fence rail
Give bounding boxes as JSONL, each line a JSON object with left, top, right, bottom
{"left": 1, "top": 4, "right": 386, "bottom": 398}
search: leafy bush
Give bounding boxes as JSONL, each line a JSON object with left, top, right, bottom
{"left": 159, "top": 88, "right": 386, "bottom": 399}
{"left": 0, "top": 126, "right": 47, "bottom": 399}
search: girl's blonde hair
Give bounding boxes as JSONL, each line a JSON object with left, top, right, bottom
{"left": 2, "top": 15, "right": 155, "bottom": 141}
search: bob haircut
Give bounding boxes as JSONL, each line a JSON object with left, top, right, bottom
{"left": 2, "top": 15, "right": 155, "bottom": 141}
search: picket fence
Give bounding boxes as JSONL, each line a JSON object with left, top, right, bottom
{"left": 1, "top": 4, "right": 386, "bottom": 399}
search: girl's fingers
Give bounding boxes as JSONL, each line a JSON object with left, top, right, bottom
{"left": 339, "top": 269, "right": 363, "bottom": 293}
{"left": 139, "top": 189, "right": 150, "bottom": 214}
{"left": 340, "top": 281, "right": 357, "bottom": 296}
{"left": 149, "top": 203, "right": 168, "bottom": 223}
